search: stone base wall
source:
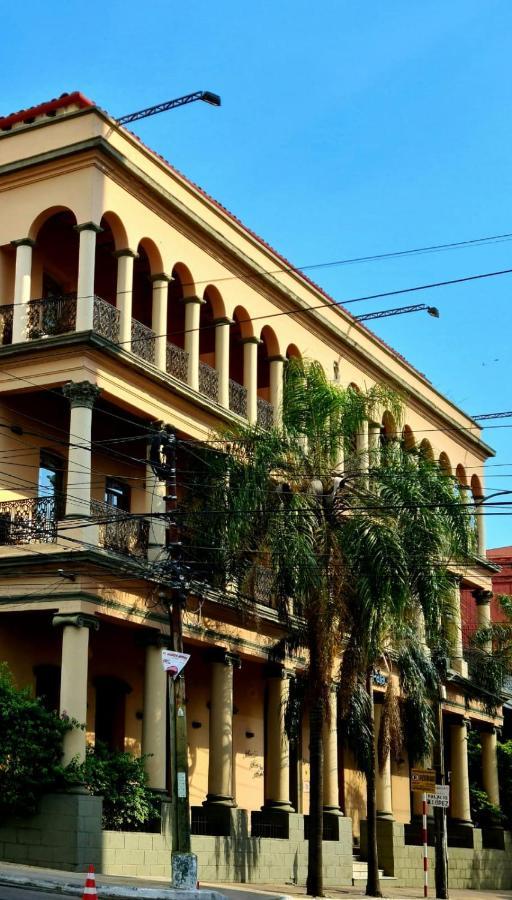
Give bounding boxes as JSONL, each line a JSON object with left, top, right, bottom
{"left": 191, "top": 810, "right": 353, "bottom": 887}
{"left": 101, "top": 804, "right": 172, "bottom": 878}
{"left": 0, "top": 793, "right": 102, "bottom": 872}
{"left": 361, "top": 819, "right": 512, "bottom": 890}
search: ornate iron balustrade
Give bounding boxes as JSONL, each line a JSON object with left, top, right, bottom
{"left": 253, "top": 565, "right": 275, "bottom": 606}
{"left": 0, "top": 305, "right": 13, "bottom": 346}
{"left": 166, "top": 342, "right": 188, "bottom": 382}
{"left": 0, "top": 497, "right": 57, "bottom": 544}
{"left": 91, "top": 499, "right": 149, "bottom": 559}
{"left": 27, "top": 295, "right": 77, "bottom": 339}
{"left": 199, "top": 360, "right": 219, "bottom": 402}
{"left": 257, "top": 397, "right": 274, "bottom": 429}
{"left": 229, "top": 379, "right": 248, "bottom": 418}
{"left": 131, "top": 319, "right": 156, "bottom": 365}
{"left": 93, "top": 296, "right": 120, "bottom": 343}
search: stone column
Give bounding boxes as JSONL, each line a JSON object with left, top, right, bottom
{"left": 115, "top": 249, "right": 136, "bottom": 352}
{"left": 11, "top": 238, "right": 35, "bottom": 343}
{"left": 473, "top": 588, "right": 493, "bottom": 653}
{"left": 269, "top": 355, "right": 285, "bottom": 427}
{"left": 75, "top": 223, "right": 101, "bottom": 332}
{"left": 62, "top": 381, "right": 102, "bottom": 546}
{"left": 450, "top": 717, "right": 472, "bottom": 826}
{"left": 184, "top": 296, "right": 203, "bottom": 391}
{"left": 374, "top": 700, "right": 393, "bottom": 820}
{"left": 447, "top": 577, "right": 467, "bottom": 677}
{"left": 214, "top": 318, "right": 231, "bottom": 409}
{"left": 53, "top": 612, "right": 99, "bottom": 765}
{"left": 242, "top": 337, "right": 259, "bottom": 425}
{"left": 368, "top": 422, "right": 381, "bottom": 470}
{"left": 142, "top": 634, "right": 168, "bottom": 792}
{"left": 481, "top": 727, "right": 500, "bottom": 808}
{"left": 323, "top": 684, "right": 342, "bottom": 815}
{"left": 264, "top": 666, "right": 294, "bottom": 811}
{"left": 205, "top": 650, "right": 240, "bottom": 806}
{"left": 151, "top": 274, "right": 170, "bottom": 372}
{"left": 356, "top": 421, "right": 369, "bottom": 489}
{"left": 146, "top": 436, "right": 167, "bottom": 563}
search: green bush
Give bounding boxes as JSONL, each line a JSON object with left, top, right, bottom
{"left": 81, "top": 743, "right": 161, "bottom": 831}
{"left": 0, "top": 662, "right": 73, "bottom": 817}
{"left": 469, "top": 785, "right": 506, "bottom": 828}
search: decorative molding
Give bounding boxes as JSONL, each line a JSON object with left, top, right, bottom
{"left": 149, "top": 272, "right": 171, "bottom": 284}
{"left": 472, "top": 588, "right": 493, "bottom": 606}
{"left": 73, "top": 221, "right": 103, "bottom": 234}
{"left": 267, "top": 354, "right": 286, "bottom": 364}
{"left": 52, "top": 612, "right": 99, "bottom": 631}
{"left": 183, "top": 295, "right": 205, "bottom": 305}
{"left": 206, "top": 647, "right": 241, "bottom": 668}
{"left": 213, "top": 317, "right": 234, "bottom": 327}
{"left": 112, "top": 248, "right": 138, "bottom": 259}
{"left": 240, "top": 336, "right": 261, "bottom": 345}
{"left": 62, "top": 380, "right": 102, "bottom": 409}
{"left": 11, "top": 237, "right": 36, "bottom": 248}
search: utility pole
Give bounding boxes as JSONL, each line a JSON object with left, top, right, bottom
{"left": 434, "top": 684, "right": 449, "bottom": 899}
{"left": 150, "top": 427, "right": 196, "bottom": 888}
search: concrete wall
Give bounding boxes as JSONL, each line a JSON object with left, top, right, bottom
{"left": 190, "top": 811, "right": 353, "bottom": 887}
{"left": 0, "top": 793, "right": 102, "bottom": 872}
{"left": 361, "top": 819, "right": 512, "bottom": 890}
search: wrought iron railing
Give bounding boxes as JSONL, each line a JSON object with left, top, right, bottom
{"left": 131, "top": 319, "right": 156, "bottom": 365}
{"left": 0, "top": 497, "right": 57, "bottom": 544}
{"left": 0, "top": 305, "right": 13, "bottom": 346}
{"left": 229, "top": 379, "right": 248, "bottom": 418}
{"left": 93, "top": 296, "right": 120, "bottom": 343}
{"left": 166, "top": 342, "right": 188, "bottom": 382}
{"left": 199, "top": 360, "right": 219, "bottom": 402}
{"left": 257, "top": 397, "right": 274, "bottom": 429}
{"left": 253, "top": 565, "right": 275, "bottom": 606}
{"left": 27, "top": 295, "right": 77, "bottom": 339}
{"left": 91, "top": 499, "right": 149, "bottom": 559}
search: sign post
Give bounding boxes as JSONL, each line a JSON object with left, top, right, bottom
{"left": 411, "top": 769, "right": 436, "bottom": 899}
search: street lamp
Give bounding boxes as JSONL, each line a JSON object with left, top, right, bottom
{"left": 118, "top": 91, "right": 222, "bottom": 126}
{"left": 355, "top": 303, "right": 440, "bottom": 323}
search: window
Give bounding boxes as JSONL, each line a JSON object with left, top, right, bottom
{"left": 105, "top": 478, "right": 130, "bottom": 512}
{"left": 38, "top": 451, "right": 64, "bottom": 499}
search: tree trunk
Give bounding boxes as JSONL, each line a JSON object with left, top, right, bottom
{"left": 365, "top": 668, "right": 382, "bottom": 898}
{"left": 306, "top": 692, "right": 324, "bottom": 896}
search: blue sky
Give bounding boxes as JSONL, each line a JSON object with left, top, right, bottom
{"left": 2, "top": 0, "right": 512, "bottom": 545}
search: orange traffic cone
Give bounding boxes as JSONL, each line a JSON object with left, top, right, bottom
{"left": 82, "top": 864, "right": 98, "bottom": 900}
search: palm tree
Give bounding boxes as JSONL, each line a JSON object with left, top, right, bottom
{"left": 182, "top": 358, "right": 472, "bottom": 896}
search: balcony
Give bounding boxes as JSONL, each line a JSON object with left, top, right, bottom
{"left": 0, "top": 305, "right": 13, "bottom": 346}
{"left": 0, "top": 497, "right": 57, "bottom": 545}
{"left": 27, "top": 294, "right": 77, "bottom": 339}
{"left": 257, "top": 397, "right": 274, "bottom": 429}
{"left": 166, "top": 342, "right": 188, "bottom": 382}
{"left": 91, "top": 500, "right": 149, "bottom": 560}
{"left": 131, "top": 318, "right": 156, "bottom": 365}
{"left": 229, "top": 378, "right": 248, "bottom": 418}
{"left": 199, "top": 360, "right": 219, "bottom": 402}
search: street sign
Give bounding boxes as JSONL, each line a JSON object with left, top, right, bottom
{"left": 161, "top": 649, "right": 190, "bottom": 679}
{"left": 426, "top": 785, "right": 450, "bottom": 808}
{"left": 411, "top": 767, "right": 436, "bottom": 793}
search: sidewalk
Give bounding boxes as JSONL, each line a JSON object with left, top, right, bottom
{"left": 1, "top": 862, "right": 512, "bottom": 900}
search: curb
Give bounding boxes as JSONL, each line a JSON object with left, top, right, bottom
{"left": 0, "top": 874, "right": 226, "bottom": 900}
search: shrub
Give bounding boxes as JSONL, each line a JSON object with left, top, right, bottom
{"left": 469, "top": 785, "right": 506, "bottom": 828}
{"left": 81, "top": 743, "right": 161, "bottom": 831}
{"left": 0, "top": 662, "right": 73, "bottom": 817}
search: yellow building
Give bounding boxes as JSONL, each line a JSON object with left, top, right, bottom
{"left": 0, "top": 92, "right": 509, "bottom": 889}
